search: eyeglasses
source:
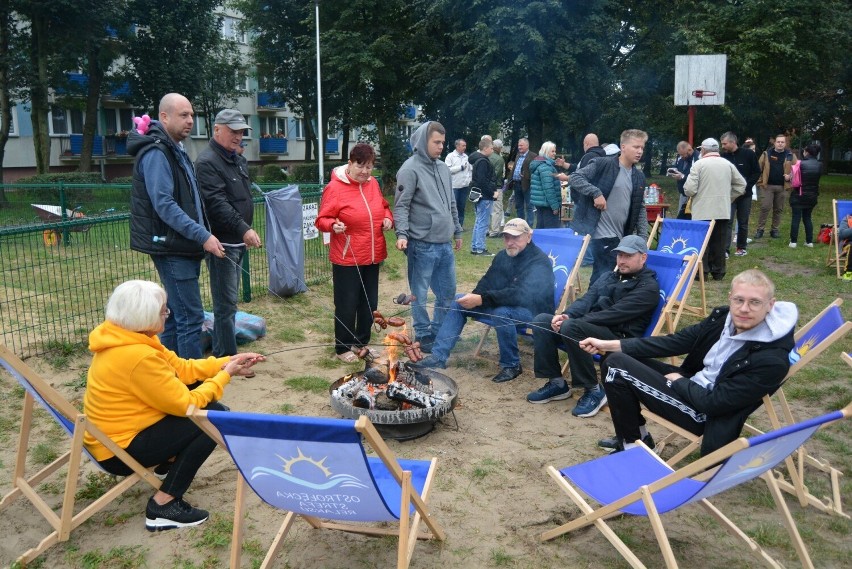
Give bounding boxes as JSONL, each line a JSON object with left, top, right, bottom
{"left": 161, "top": 308, "right": 171, "bottom": 318}
{"left": 730, "top": 296, "right": 766, "bottom": 309}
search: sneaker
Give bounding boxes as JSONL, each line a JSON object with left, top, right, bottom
{"left": 598, "top": 432, "right": 656, "bottom": 453}
{"left": 725, "top": 251, "right": 729, "bottom": 259}
{"left": 747, "top": 238, "right": 753, "bottom": 244}
{"left": 145, "top": 497, "right": 209, "bottom": 531}
{"left": 571, "top": 385, "right": 607, "bottom": 417}
{"left": 843, "top": 272, "right": 852, "bottom": 282}
{"left": 805, "top": 243, "right": 814, "bottom": 248}
{"left": 410, "top": 355, "right": 446, "bottom": 369}
{"left": 734, "top": 248, "right": 748, "bottom": 257}
{"left": 527, "top": 381, "right": 571, "bottom": 404}
{"left": 754, "top": 229, "right": 764, "bottom": 239}
{"left": 770, "top": 230, "right": 780, "bottom": 238}
{"left": 417, "top": 334, "right": 435, "bottom": 353}
{"left": 491, "top": 365, "right": 522, "bottom": 383}
{"left": 789, "top": 242, "right": 797, "bottom": 248}
{"left": 470, "top": 250, "right": 495, "bottom": 257}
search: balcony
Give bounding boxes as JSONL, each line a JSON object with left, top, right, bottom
{"left": 59, "top": 134, "right": 130, "bottom": 159}
{"left": 325, "top": 138, "right": 339, "bottom": 154}
{"left": 259, "top": 137, "right": 288, "bottom": 155}
{"left": 257, "top": 92, "right": 287, "bottom": 111}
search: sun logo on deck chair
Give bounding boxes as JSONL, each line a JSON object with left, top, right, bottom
{"left": 249, "top": 447, "right": 370, "bottom": 490}
{"left": 660, "top": 236, "right": 698, "bottom": 256}
{"left": 789, "top": 336, "right": 818, "bottom": 365}
{"left": 548, "top": 251, "right": 569, "bottom": 285}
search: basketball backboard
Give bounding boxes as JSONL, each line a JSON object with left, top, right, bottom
{"left": 674, "top": 54, "right": 727, "bottom": 106}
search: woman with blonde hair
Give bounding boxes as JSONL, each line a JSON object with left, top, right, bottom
{"left": 528, "top": 141, "right": 563, "bottom": 228}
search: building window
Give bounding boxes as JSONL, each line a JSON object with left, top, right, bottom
{"left": 190, "top": 115, "right": 208, "bottom": 138}
{"left": 241, "top": 114, "right": 252, "bottom": 139}
{"left": 104, "top": 108, "right": 136, "bottom": 135}
{"left": 260, "top": 116, "right": 288, "bottom": 138}
{"left": 49, "top": 107, "right": 85, "bottom": 135}
{"left": 235, "top": 70, "right": 250, "bottom": 93}
{"left": 221, "top": 16, "right": 247, "bottom": 44}
{"left": 0, "top": 107, "right": 17, "bottom": 136}
{"left": 293, "top": 118, "right": 304, "bottom": 140}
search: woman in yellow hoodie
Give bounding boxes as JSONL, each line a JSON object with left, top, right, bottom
{"left": 83, "top": 280, "right": 263, "bottom": 531}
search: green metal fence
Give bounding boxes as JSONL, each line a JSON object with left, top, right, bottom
{"left": 0, "top": 183, "right": 329, "bottom": 357}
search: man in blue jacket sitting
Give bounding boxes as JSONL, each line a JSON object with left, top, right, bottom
{"left": 415, "top": 218, "right": 554, "bottom": 383}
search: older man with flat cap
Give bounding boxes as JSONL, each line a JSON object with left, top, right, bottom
{"left": 528, "top": 234, "right": 660, "bottom": 418}
{"left": 196, "top": 109, "right": 263, "bottom": 358}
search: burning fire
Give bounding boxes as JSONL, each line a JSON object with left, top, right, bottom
{"left": 382, "top": 324, "right": 408, "bottom": 383}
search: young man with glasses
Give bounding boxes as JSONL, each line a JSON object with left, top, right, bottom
{"left": 578, "top": 269, "right": 797, "bottom": 455}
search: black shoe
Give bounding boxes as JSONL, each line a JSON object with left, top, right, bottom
{"left": 597, "top": 432, "right": 656, "bottom": 453}
{"left": 145, "top": 497, "right": 209, "bottom": 531}
{"left": 711, "top": 273, "right": 725, "bottom": 281}
{"left": 417, "top": 334, "right": 435, "bottom": 353}
{"left": 471, "top": 250, "right": 495, "bottom": 257}
{"left": 770, "top": 230, "right": 780, "bottom": 238}
{"left": 754, "top": 229, "right": 764, "bottom": 239}
{"left": 491, "top": 365, "right": 522, "bottom": 383}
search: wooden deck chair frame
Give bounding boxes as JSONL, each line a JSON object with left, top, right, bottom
{"left": 826, "top": 199, "right": 852, "bottom": 278}
{"left": 0, "top": 344, "right": 161, "bottom": 566}
{"left": 647, "top": 216, "right": 714, "bottom": 318}
{"left": 648, "top": 299, "right": 852, "bottom": 518}
{"left": 474, "top": 232, "right": 590, "bottom": 357}
{"left": 188, "top": 409, "right": 446, "bottom": 569}
{"left": 540, "top": 404, "right": 851, "bottom": 569}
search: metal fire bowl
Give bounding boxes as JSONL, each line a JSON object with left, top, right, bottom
{"left": 328, "top": 369, "right": 459, "bottom": 432}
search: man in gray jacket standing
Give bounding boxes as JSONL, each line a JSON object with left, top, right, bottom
{"left": 395, "top": 121, "right": 463, "bottom": 351}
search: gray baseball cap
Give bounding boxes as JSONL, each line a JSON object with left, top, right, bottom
{"left": 613, "top": 234, "right": 648, "bottom": 255}
{"left": 215, "top": 108, "right": 251, "bottom": 131}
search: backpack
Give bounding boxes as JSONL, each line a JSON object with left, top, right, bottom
{"left": 790, "top": 159, "right": 802, "bottom": 190}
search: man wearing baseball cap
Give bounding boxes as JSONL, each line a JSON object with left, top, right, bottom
{"left": 196, "top": 108, "right": 262, "bottom": 359}
{"left": 528, "top": 234, "right": 659, "bottom": 417}
{"left": 414, "top": 218, "right": 554, "bottom": 383}
{"left": 683, "top": 138, "right": 746, "bottom": 281}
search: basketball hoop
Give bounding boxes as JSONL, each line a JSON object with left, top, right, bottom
{"left": 691, "top": 90, "right": 717, "bottom": 99}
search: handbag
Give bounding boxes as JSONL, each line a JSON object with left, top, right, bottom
{"left": 468, "top": 187, "right": 482, "bottom": 203}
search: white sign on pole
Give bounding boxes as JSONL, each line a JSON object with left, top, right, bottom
{"left": 302, "top": 202, "right": 319, "bottom": 240}
{"left": 674, "top": 54, "right": 727, "bottom": 106}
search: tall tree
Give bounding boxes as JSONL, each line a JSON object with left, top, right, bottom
{"left": 0, "top": 0, "right": 26, "bottom": 194}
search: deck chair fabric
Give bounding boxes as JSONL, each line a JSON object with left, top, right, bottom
{"left": 0, "top": 345, "right": 160, "bottom": 566}
{"left": 650, "top": 299, "right": 852, "bottom": 517}
{"left": 542, "top": 404, "right": 852, "bottom": 569}
{"left": 474, "top": 230, "right": 589, "bottom": 356}
{"left": 188, "top": 409, "right": 445, "bottom": 569}
{"left": 827, "top": 199, "right": 852, "bottom": 278}
{"left": 647, "top": 218, "right": 714, "bottom": 318}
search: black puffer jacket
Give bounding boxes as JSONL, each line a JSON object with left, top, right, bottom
{"left": 789, "top": 156, "right": 821, "bottom": 209}
{"left": 566, "top": 265, "right": 660, "bottom": 338}
{"left": 620, "top": 304, "right": 796, "bottom": 455}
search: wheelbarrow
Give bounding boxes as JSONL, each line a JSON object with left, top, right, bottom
{"left": 31, "top": 204, "right": 91, "bottom": 246}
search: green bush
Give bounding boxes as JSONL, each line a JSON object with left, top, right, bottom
{"left": 15, "top": 172, "right": 103, "bottom": 203}
{"left": 260, "top": 163, "right": 289, "bottom": 183}
{"left": 828, "top": 160, "right": 852, "bottom": 175}
{"left": 109, "top": 176, "right": 133, "bottom": 184}
{"left": 288, "top": 161, "right": 346, "bottom": 183}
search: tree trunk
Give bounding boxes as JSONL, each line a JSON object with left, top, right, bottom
{"left": 0, "top": 0, "right": 12, "bottom": 197}
{"left": 658, "top": 150, "right": 669, "bottom": 175}
{"left": 29, "top": 15, "right": 51, "bottom": 174}
{"left": 375, "top": 117, "right": 394, "bottom": 191}
{"left": 78, "top": 45, "right": 103, "bottom": 174}
{"left": 643, "top": 137, "right": 653, "bottom": 177}
{"left": 340, "top": 120, "right": 350, "bottom": 161}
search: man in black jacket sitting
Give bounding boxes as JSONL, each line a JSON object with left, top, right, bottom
{"left": 415, "top": 218, "right": 554, "bottom": 383}
{"left": 580, "top": 269, "right": 796, "bottom": 455}
{"left": 527, "top": 235, "right": 660, "bottom": 418}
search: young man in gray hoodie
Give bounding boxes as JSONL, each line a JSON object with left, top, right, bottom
{"left": 394, "top": 122, "right": 463, "bottom": 351}
{"left": 579, "top": 269, "right": 797, "bottom": 455}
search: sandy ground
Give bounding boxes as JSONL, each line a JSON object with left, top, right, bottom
{"left": 1, "top": 276, "right": 850, "bottom": 568}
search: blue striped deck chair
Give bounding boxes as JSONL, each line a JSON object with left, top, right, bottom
{"left": 827, "top": 199, "right": 852, "bottom": 278}
{"left": 647, "top": 217, "right": 714, "bottom": 318}
{"left": 474, "top": 230, "right": 589, "bottom": 357}
{"left": 0, "top": 344, "right": 161, "bottom": 567}
{"left": 651, "top": 299, "right": 852, "bottom": 518}
{"left": 541, "top": 404, "right": 852, "bottom": 569}
{"left": 188, "top": 409, "right": 445, "bottom": 569}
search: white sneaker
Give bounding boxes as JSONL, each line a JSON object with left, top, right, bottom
{"left": 747, "top": 238, "right": 753, "bottom": 243}
{"left": 805, "top": 243, "right": 814, "bottom": 248}
{"left": 788, "top": 242, "right": 797, "bottom": 248}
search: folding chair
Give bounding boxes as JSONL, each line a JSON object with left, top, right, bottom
{"left": 650, "top": 299, "right": 852, "bottom": 518}
{"left": 647, "top": 217, "right": 714, "bottom": 318}
{"left": 0, "top": 345, "right": 161, "bottom": 566}
{"left": 558, "top": 250, "right": 695, "bottom": 375}
{"left": 188, "top": 409, "right": 445, "bottom": 569}
{"left": 826, "top": 199, "right": 852, "bottom": 278}
{"left": 474, "top": 230, "right": 589, "bottom": 357}
{"left": 541, "top": 404, "right": 852, "bottom": 569}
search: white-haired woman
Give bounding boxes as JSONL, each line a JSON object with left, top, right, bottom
{"left": 528, "top": 141, "right": 562, "bottom": 228}
{"left": 83, "top": 280, "right": 263, "bottom": 532}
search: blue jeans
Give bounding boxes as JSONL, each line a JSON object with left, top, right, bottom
{"left": 432, "top": 297, "right": 533, "bottom": 369}
{"left": 152, "top": 255, "right": 204, "bottom": 359}
{"left": 513, "top": 185, "right": 534, "bottom": 226}
{"left": 589, "top": 236, "right": 620, "bottom": 286}
{"left": 207, "top": 246, "right": 245, "bottom": 356}
{"left": 470, "top": 199, "right": 493, "bottom": 252}
{"left": 453, "top": 186, "right": 470, "bottom": 227}
{"left": 406, "top": 239, "right": 457, "bottom": 339}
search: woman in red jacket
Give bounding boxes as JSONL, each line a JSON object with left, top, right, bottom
{"left": 316, "top": 143, "right": 393, "bottom": 362}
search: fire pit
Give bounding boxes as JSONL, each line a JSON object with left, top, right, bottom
{"left": 330, "top": 358, "right": 459, "bottom": 441}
